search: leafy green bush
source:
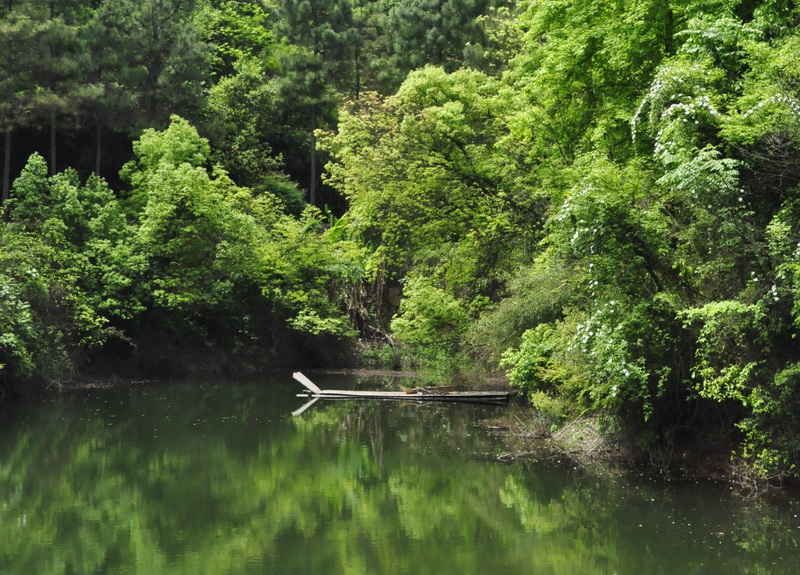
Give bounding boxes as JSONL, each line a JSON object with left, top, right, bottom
{"left": 390, "top": 276, "right": 468, "bottom": 367}
{"left": 0, "top": 116, "right": 368, "bottom": 388}
{"left": 122, "top": 116, "right": 361, "bottom": 352}
{"left": 0, "top": 273, "right": 38, "bottom": 383}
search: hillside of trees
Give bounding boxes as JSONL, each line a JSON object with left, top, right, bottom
{"left": 3, "top": 0, "right": 800, "bottom": 483}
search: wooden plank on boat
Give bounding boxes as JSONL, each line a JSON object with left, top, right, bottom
{"left": 293, "top": 371, "right": 322, "bottom": 394}
{"left": 291, "top": 397, "right": 321, "bottom": 416}
{"left": 291, "top": 372, "right": 510, "bottom": 411}
{"left": 295, "top": 391, "right": 510, "bottom": 405}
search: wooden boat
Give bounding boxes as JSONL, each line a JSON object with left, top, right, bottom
{"left": 292, "top": 372, "right": 510, "bottom": 415}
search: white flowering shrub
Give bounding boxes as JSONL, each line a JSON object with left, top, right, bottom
{"left": 501, "top": 159, "right": 683, "bottom": 424}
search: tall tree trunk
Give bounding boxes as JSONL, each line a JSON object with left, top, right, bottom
{"left": 49, "top": 111, "right": 57, "bottom": 176}
{"left": 95, "top": 119, "right": 102, "bottom": 176}
{"left": 2, "top": 128, "right": 11, "bottom": 207}
{"left": 310, "top": 104, "right": 317, "bottom": 206}
{"left": 354, "top": 41, "right": 361, "bottom": 101}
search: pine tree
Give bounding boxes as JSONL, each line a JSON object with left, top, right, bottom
{"left": 1, "top": 1, "right": 76, "bottom": 196}
{"left": 0, "top": 1, "right": 32, "bottom": 204}
{"left": 89, "top": 0, "right": 210, "bottom": 130}
{"left": 379, "top": 0, "right": 497, "bottom": 89}
{"left": 273, "top": 0, "right": 356, "bottom": 205}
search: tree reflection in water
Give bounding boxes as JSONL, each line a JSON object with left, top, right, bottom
{"left": 0, "top": 376, "right": 798, "bottom": 574}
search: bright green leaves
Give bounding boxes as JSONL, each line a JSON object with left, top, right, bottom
{"left": 613, "top": 4, "right": 800, "bottom": 473}
{"left": 122, "top": 117, "right": 224, "bottom": 312}
{"left": 324, "top": 67, "right": 532, "bottom": 291}
{"left": 0, "top": 114, "right": 365, "bottom": 387}
{"left": 498, "top": 157, "right": 681, "bottom": 423}
{"left": 3, "top": 153, "right": 51, "bottom": 228}
{"left": 738, "top": 362, "right": 800, "bottom": 477}
{"left": 501, "top": 323, "right": 562, "bottom": 396}
{"left": 125, "top": 116, "right": 211, "bottom": 174}
{"left": 0, "top": 272, "right": 39, "bottom": 383}
{"left": 123, "top": 116, "right": 360, "bottom": 341}
{"left": 750, "top": 0, "right": 800, "bottom": 39}
{"left": 681, "top": 298, "right": 800, "bottom": 477}
{"left": 510, "top": 0, "right": 672, "bottom": 163}
{"left": 0, "top": 152, "right": 139, "bottom": 385}
{"left": 721, "top": 33, "right": 800, "bottom": 210}
{"left": 681, "top": 300, "right": 768, "bottom": 404}
{"left": 765, "top": 202, "right": 800, "bottom": 325}
{"left": 198, "top": 2, "right": 304, "bottom": 213}
{"left": 386, "top": 273, "right": 480, "bottom": 373}
{"left": 203, "top": 61, "right": 304, "bottom": 213}
{"left": 198, "top": 0, "right": 276, "bottom": 78}
{"left": 256, "top": 207, "right": 363, "bottom": 339}
{"left": 390, "top": 276, "right": 468, "bottom": 355}
{"left": 140, "top": 169, "right": 230, "bottom": 310}
{"left": 322, "top": 65, "right": 543, "bottom": 367}
{"left": 474, "top": 1, "right": 800, "bottom": 441}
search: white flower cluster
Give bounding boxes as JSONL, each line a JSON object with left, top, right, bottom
{"left": 749, "top": 272, "right": 780, "bottom": 302}
{"left": 631, "top": 79, "right": 665, "bottom": 143}
{"left": 662, "top": 95, "right": 722, "bottom": 121}
{"left": 631, "top": 63, "right": 714, "bottom": 143}
{"left": 743, "top": 94, "right": 800, "bottom": 120}
{"left": 574, "top": 315, "right": 604, "bottom": 350}
{"left": 571, "top": 223, "right": 603, "bottom": 249}
{"left": 572, "top": 300, "right": 619, "bottom": 353}
{"left": 653, "top": 129, "right": 677, "bottom": 158}
{"left": 652, "top": 96, "right": 722, "bottom": 158}
{"left": 554, "top": 186, "right": 593, "bottom": 223}
{"left": 554, "top": 187, "right": 606, "bottom": 257}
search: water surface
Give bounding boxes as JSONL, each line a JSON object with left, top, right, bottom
{"left": 0, "top": 373, "right": 798, "bottom": 574}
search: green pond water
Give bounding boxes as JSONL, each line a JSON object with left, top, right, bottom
{"left": 1, "top": 372, "right": 799, "bottom": 574}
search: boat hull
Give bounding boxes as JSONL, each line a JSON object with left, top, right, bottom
{"left": 292, "top": 372, "right": 511, "bottom": 409}
{"left": 296, "top": 389, "right": 510, "bottom": 405}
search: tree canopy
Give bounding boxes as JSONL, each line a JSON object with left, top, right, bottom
{"left": 3, "top": 0, "right": 800, "bottom": 483}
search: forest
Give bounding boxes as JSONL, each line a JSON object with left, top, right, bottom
{"left": 2, "top": 0, "right": 800, "bottom": 483}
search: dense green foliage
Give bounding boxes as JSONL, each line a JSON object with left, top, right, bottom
{"left": 0, "top": 117, "right": 364, "bottom": 392}
{"left": 4, "top": 0, "right": 800, "bottom": 481}
{"left": 320, "top": 0, "right": 800, "bottom": 481}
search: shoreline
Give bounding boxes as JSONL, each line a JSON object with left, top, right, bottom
{"left": 301, "top": 368, "right": 780, "bottom": 496}
{"left": 478, "top": 399, "right": 799, "bottom": 500}
{"left": 8, "top": 367, "right": 797, "bottom": 499}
